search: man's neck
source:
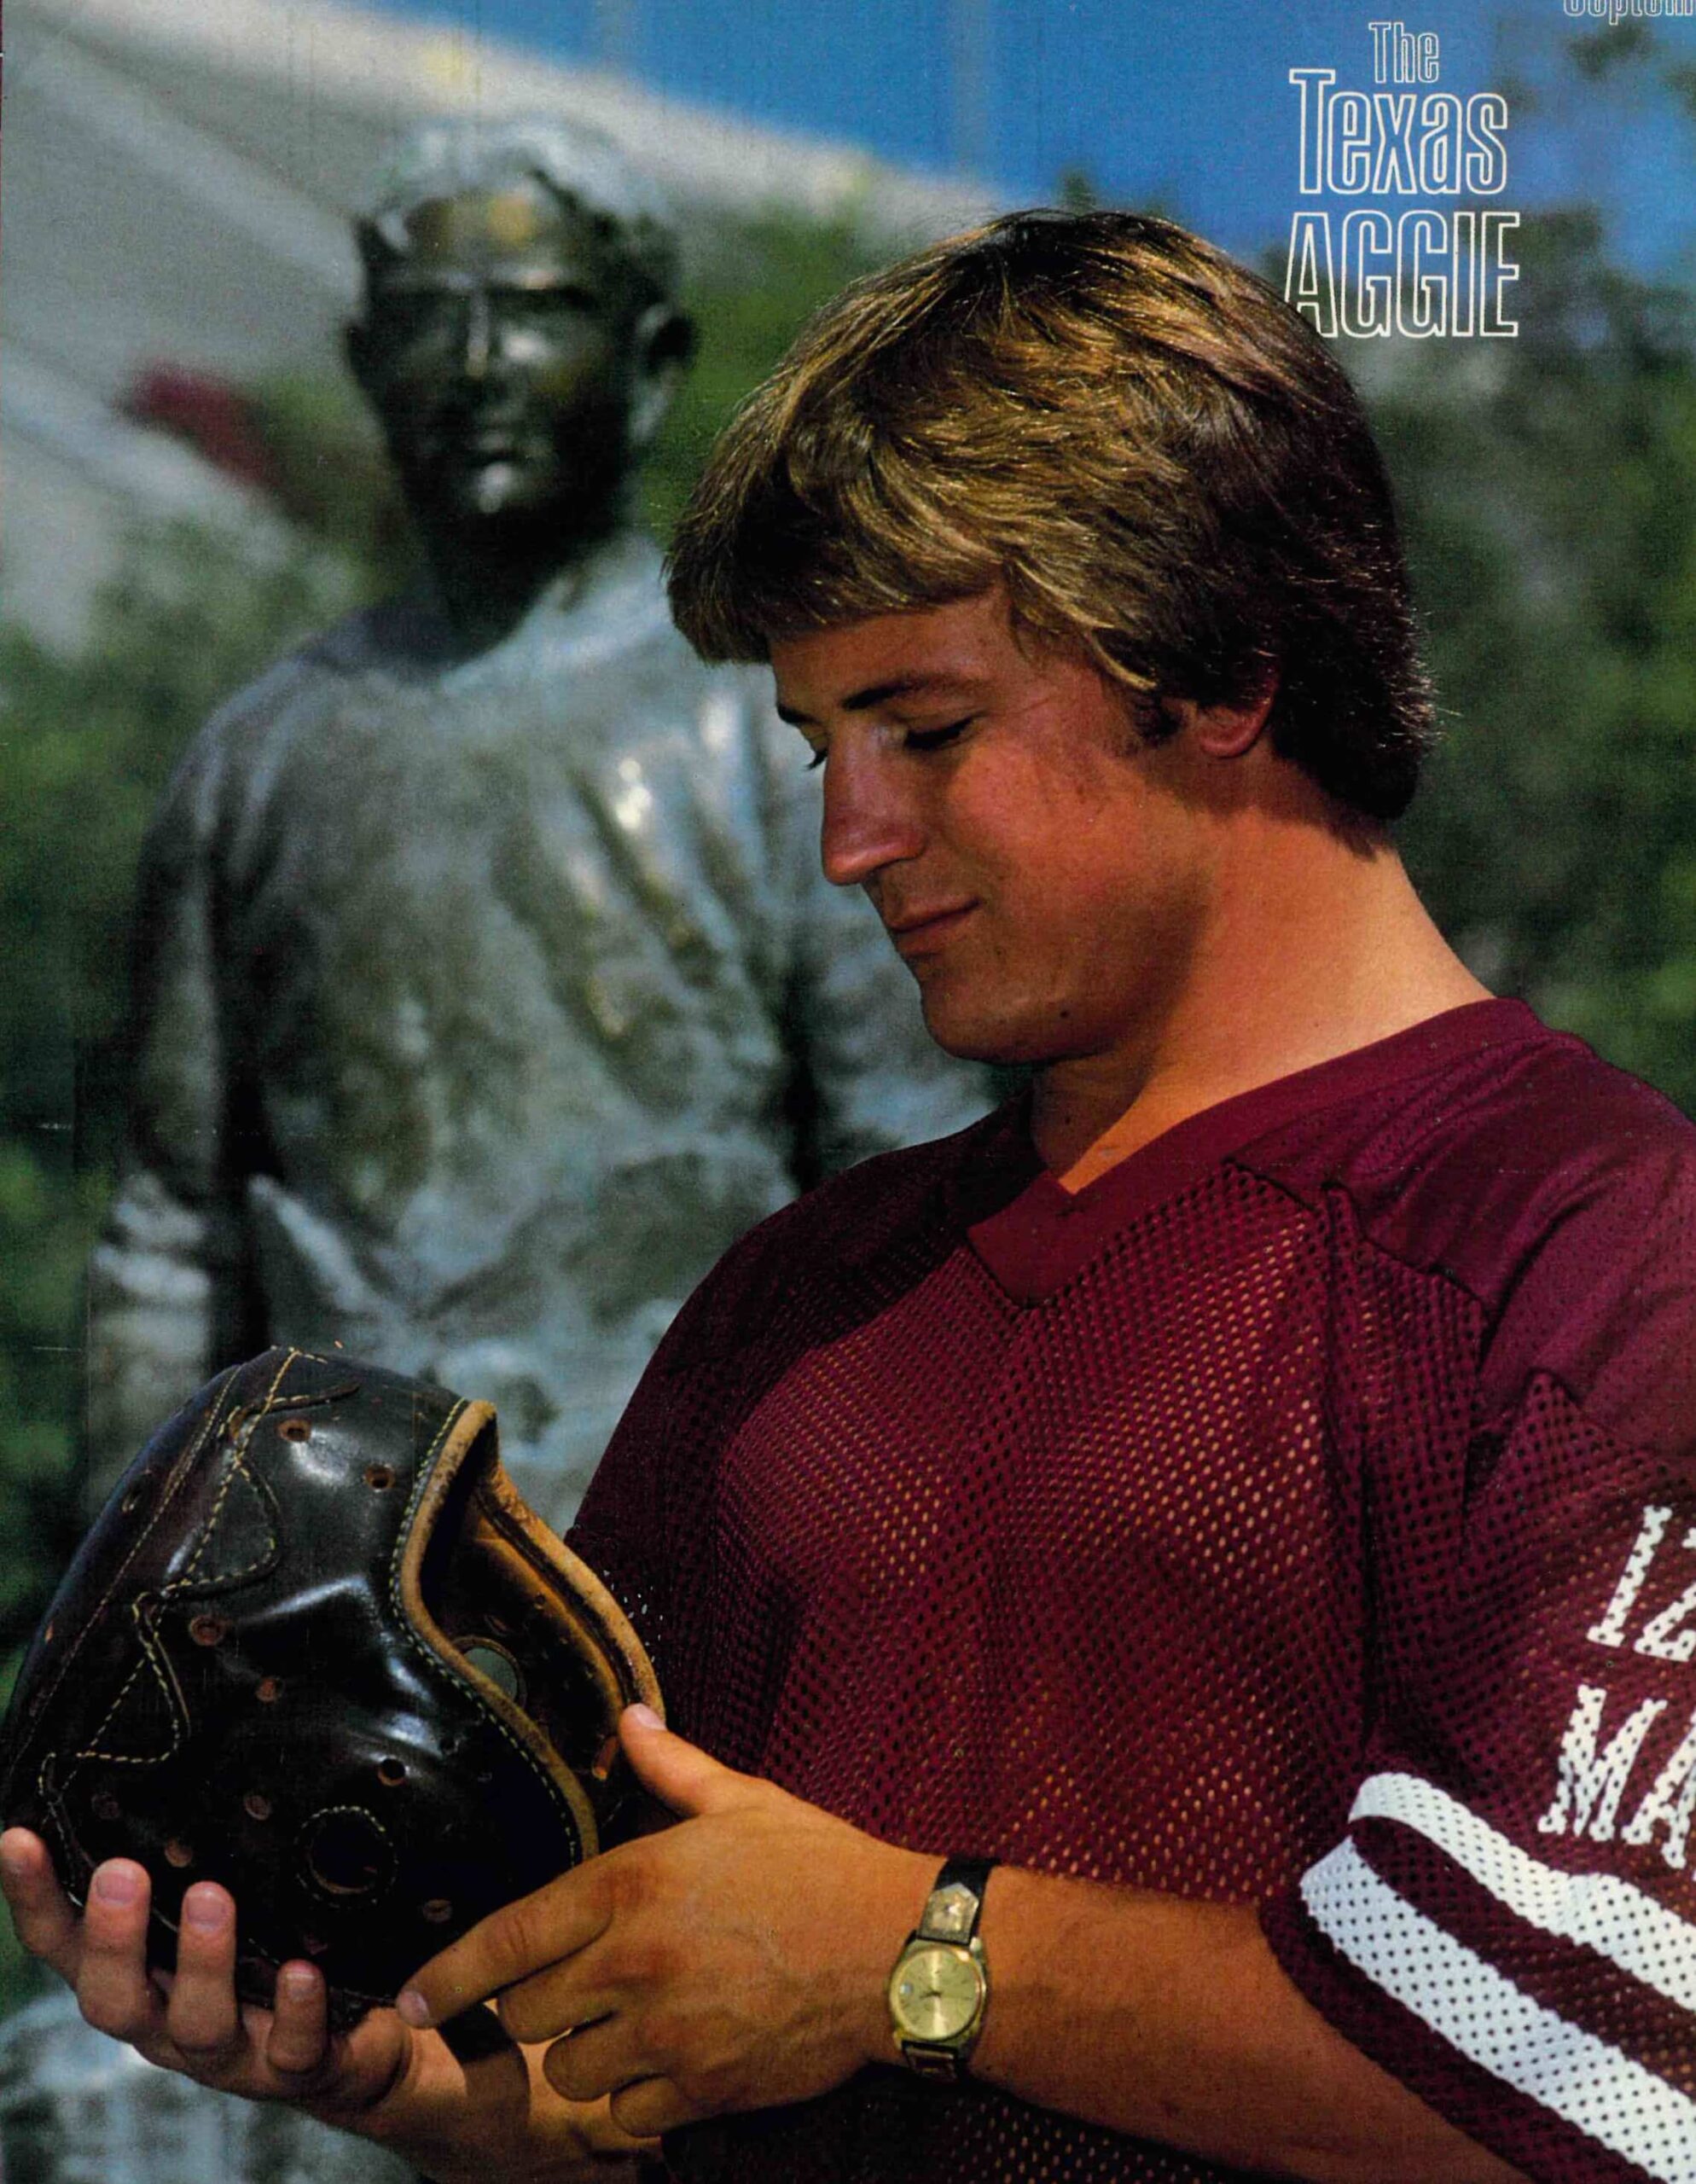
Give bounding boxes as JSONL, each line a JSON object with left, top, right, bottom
{"left": 1032, "top": 813, "right": 1490, "bottom": 1189}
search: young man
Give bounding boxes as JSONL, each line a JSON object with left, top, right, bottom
{"left": 9, "top": 212, "right": 1696, "bottom": 2184}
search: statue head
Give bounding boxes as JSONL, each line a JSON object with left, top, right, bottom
{"left": 346, "top": 118, "right": 695, "bottom": 567}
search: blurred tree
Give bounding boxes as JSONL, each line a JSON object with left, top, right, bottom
{"left": 1384, "top": 209, "right": 1696, "bottom": 1105}
{"left": 654, "top": 207, "right": 886, "bottom": 532}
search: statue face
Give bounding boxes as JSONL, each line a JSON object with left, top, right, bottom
{"left": 350, "top": 179, "right": 663, "bottom": 543}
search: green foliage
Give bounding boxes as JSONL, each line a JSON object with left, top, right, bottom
{"left": 1382, "top": 210, "right": 1696, "bottom": 1107}
{"left": 1569, "top": 20, "right": 1658, "bottom": 79}
{"left": 241, "top": 370, "right": 421, "bottom": 595}
{"left": 1, "top": 523, "right": 366, "bottom": 1163}
{"left": 642, "top": 209, "right": 886, "bottom": 541}
{"left": 1058, "top": 169, "right": 1102, "bottom": 214}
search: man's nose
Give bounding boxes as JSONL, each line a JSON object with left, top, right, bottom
{"left": 820, "top": 743, "right": 926, "bottom": 889}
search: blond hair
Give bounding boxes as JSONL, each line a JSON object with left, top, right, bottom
{"left": 667, "top": 210, "right": 1432, "bottom": 821}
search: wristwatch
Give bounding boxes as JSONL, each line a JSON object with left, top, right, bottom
{"left": 886, "top": 1856, "right": 996, "bottom": 2080}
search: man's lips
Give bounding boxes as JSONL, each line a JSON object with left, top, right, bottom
{"left": 881, "top": 902, "right": 979, "bottom": 955}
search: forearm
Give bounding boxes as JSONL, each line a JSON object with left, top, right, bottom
{"left": 961, "top": 1869, "right": 1523, "bottom": 2184}
{"left": 402, "top": 1721, "right": 1525, "bottom": 2179}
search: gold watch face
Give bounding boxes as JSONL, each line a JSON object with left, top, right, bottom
{"left": 889, "top": 1941, "right": 985, "bottom": 2044}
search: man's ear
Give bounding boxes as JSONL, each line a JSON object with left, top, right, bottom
{"left": 1183, "top": 676, "right": 1278, "bottom": 759}
{"left": 626, "top": 304, "right": 698, "bottom": 450}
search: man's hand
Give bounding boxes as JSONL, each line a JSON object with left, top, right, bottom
{"left": 398, "top": 1705, "right": 935, "bottom": 2138}
{"left": 0, "top": 1827, "right": 655, "bottom": 2182}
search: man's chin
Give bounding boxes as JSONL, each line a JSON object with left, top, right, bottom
{"left": 915, "top": 994, "right": 1055, "bottom": 1070}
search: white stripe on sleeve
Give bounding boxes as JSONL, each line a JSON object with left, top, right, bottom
{"left": 1349, "top": 1770, "right": 1696, "bottom": 2014}
{"left": 1301, "top": 1840, "right": 1696, "bottom": 2184}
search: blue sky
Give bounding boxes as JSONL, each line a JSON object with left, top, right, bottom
{"left": 380, "top": 0, "right": 1696, "bottom": 275}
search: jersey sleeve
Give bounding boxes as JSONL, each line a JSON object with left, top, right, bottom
{"left": 1263, "top": 1134, "right": 1696, "bottom": 2184}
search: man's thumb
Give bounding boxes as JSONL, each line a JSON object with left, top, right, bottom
{"left": 617, "top": 1705, "right": 747, "bottom": 1818}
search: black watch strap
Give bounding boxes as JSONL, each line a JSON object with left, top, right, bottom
{"left": 915, "top": 1856, "right": 996, "bottom": 1943}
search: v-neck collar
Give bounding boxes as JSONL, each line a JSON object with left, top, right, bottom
{"left": 954, "top": 1000, "right": 1544, "bottom": 1304}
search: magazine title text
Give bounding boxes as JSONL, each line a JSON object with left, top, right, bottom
{"left": 1285, "top": 21, "right": 1521, "bottom": 339}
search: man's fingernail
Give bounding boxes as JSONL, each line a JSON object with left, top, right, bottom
{"left": 280, "top": 1964, "right": 319, "bottom": 2004}
{"left": 93, "top": 1866, "right": 140, "bottom": 1906}
{"left": 395, "top": 1988, "right": 432, "bottom": 2028}
{"left": 183, "top": 1887, "right": 226, "bottom": 1931}
{"left": 624, "top": 1703, "right": 663, "bottom": 1731}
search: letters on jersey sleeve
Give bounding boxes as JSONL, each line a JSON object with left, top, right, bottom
{"left": 1268, "top": 1191, "right": 1696, "bottom": 2184}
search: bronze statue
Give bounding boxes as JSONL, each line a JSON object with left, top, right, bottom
{"left": 10, "top": 117, "right": 981, "bottom": 2184}
{"left": 82, "top": 117, "right": 984, "bottom": 1535}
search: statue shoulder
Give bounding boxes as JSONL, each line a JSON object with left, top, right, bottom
{"left": 206, "top": 590, "right": 464, "bottom": 747}
{"left": 208, "top": 594, "right": 452, "bottom": 732}
{"left": 154, "top": 595, "right": 449, "bottom": 847}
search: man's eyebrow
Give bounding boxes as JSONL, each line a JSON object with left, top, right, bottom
{"left": 774, "top": 673, "right": 979, "bottom": 729}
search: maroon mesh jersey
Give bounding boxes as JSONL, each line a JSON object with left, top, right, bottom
{"left": 572, "top": 999, "right": 1696, "bottom": 2184}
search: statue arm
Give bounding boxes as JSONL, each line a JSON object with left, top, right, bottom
{"left": 84, "top": 736, "right": 260, "bottom": 1507}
